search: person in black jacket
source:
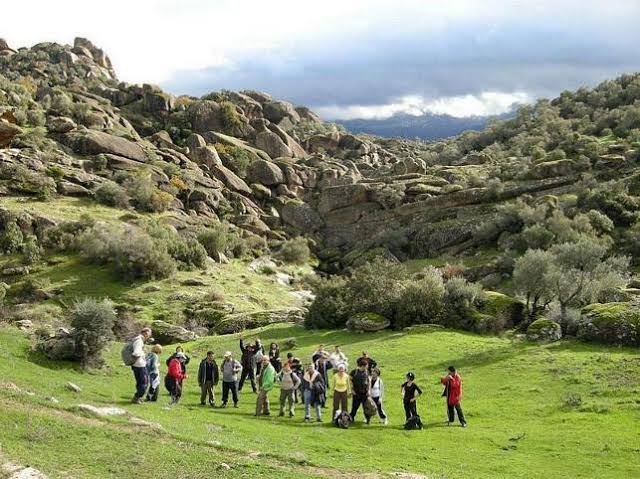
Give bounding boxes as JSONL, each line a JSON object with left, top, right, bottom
{"left": 198, "top": 351, "right": 220, "bottom": 407}
{"left": 268, "top": 342, "right": 281, "bottom": 372}
{"left": 401, "top": 372, "right": 423, "bottom": 420}
{"left": 357, "top": 351, "right": 377, "bottom": 375}
{"left": 238, "top": 339, "right": 257, "bottom": 393}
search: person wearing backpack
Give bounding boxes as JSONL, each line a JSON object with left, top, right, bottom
{"left": 166, "top": 346, "right": 190, "bottom": 375}
{"left": 302, "top": 364, "right": 324, "bottom": 422}
{"left": 441, "top": 366, "right": 467, "bottom": 427}
{"left": 277, "top": 361, "right": 301, "bottom": 417}
{"left": 198, "top": 351, "right": 220, "bottom": 407}
{"left": 255, "top": 356, "right": 276, "bottom": 416}
{"left": 401, "top": 372, "right": 423, "bottom": 421}
{"left": 122, "top": 327, "right": 152, "bottom": 404}
{"left": 349, "top": 359, "right": 372, "bottom": 424}
{"left": 370, "top": 368, "right": 388, "bottom": 425}
{"left": 145, "top": 344, "right": 162, "bottom": 402}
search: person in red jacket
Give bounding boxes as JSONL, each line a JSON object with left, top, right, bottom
{"left": 440, "top": 366, "right": 467, "bottom": 427}
{"left": 165, "top": 352, "right": 188, "bottom": 404}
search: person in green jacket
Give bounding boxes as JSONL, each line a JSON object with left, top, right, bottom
{"left": 255, "top": 356, "right": 276, "bottom": 416}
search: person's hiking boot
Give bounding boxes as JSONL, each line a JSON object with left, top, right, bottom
{"left": 233, "top": 403, "right": 239, "bottom": 408}
{"left": 304, "top": 417, "right": 311, "bottom": 423}
{"left": 200, "top": 401, "right": 206, "bottom": 406}
{"left": 209, "top": 402, "right": 216, "bottom": 408}
{"left": 264, "top": 412, "right": 270, "bottom": 416}
{"left": 289, "top": 411, "right": 294, "bottom": 418}
{"left": 132, "top": 397, "right": 144, "bottom": 405}
{"left": 461, "top": 423, "right": 468, "bottom": 428}
{"left": 382, "top": 418, "right": 388, "bottom": 425}
{"left": 316, "top": 418, "right": 322, "bottom": 422}
{"left": 220, "top": 403, "right": 227, "bottom": 408}
{"left": 278, "top": 412, "right": 285, "bottom": 417}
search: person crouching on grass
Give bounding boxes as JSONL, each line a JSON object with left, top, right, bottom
{"left": 441, "top": 366, "right": 467, "bottom": 427}
{"left": 255, "top": 356, "right": 276, "bottom": 416}
{"left": 401, "top": 372, "right": 422, "bottom": 420}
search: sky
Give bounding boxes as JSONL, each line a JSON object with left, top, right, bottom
{"left": 3, "top": 0, "right": 640, "bottom": 120}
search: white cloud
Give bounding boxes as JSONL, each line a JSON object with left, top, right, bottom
{"left": 315, "top": 92, "right": 531, "bottom": 120}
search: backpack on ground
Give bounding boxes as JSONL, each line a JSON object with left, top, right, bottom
{"left": 121, "top": 340, "right": 136, "bottom": 366}
{"left": 363, "top": 397, "right": 378, "bottom": 418}
{"left": 404, "top": 415, "right": 423, "bottom": 430}
{"left": 334, "top": 410, "right": 352, "bottom": 429}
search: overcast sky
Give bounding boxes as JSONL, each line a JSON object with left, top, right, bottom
{"left": 3, "top": 0, "right": 640, "bottom": 119}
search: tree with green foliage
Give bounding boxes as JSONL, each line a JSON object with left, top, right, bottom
{"left": 71, "top": 298, "right": 116, "bottom": 368}
{"left": 513, "top": 249, "right": 555, "bottom": 323}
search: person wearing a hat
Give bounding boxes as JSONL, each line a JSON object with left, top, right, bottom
{"left": 401, "top": 372, "right": 423, "bottom": 420}
{"left": 255, "top": 355, "right": 276, "bottom": 416}
{"left": 220, "top": 351, "right": 242, "bottom": 408}
{"left": 165, "top": 352, "right": 187, "bottom": 404}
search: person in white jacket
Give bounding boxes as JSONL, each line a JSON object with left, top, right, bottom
{"left": 131, "top": 327, "right": 152, "bottom": 404}
{"left": 329, "top": 345, "right": 348, "bottom": 370}
{"left": 370, "top": 368, "right": 388, "bottom": 425}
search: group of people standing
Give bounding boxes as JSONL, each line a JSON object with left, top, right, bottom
{"left": 124, "top": 328, "right": 467, "bottom": 429}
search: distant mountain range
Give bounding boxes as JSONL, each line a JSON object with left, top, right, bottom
{"left": 336, "top": 110, "right": 518, "bottom": 140}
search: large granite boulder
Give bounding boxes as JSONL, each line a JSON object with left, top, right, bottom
{"left": 0, "top": 120, "right": 22, "bottom": 147}
{"left": 68, "top": 130, "right": 147, "bottom": 162}
{"left": 246, "top": 159, "right": 284, "bottom": 186}
{"left": 255, "top": 128, "right": 293, "bottom": 158}
{"left": 190, "top": 145, "right": 222, "bottom": 169}
{"left": 346, "top": 312, "right": 390, "bottom": 332}
{"left": 526, "top": 319, "right": 562, "bottom": 342}
{"left": 262, "top": 100, "right": 301, "bottom": 124}
{"left": 46, "top": 116, "right": 76, "bottom": 133}
{"left": 281, "top": 201, "right": 323, "bottom": 232}
{"left": 210, "top": 165, "right": 252, "bottom": 195}
{"left": 151, "top": 320, "right": 198, "bottom": 344}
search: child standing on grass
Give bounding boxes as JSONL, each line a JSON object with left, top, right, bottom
{"left": 401, "top": 372, "right": 422, "bottom": 420}
{"left": 441, "top": 366, "right": 467, "bottom": 427}
{"left": 145, "top": 344, "right": 162, "bottom": 402}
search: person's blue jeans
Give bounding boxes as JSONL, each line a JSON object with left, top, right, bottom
{"left": 132, "top": 366, "right": 148, "bottom": 399}
{"left": 304, "top": 390, "right": 321, "bottom": 420}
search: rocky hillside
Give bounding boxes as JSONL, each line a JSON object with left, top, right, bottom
{"left": 2, "top": 38, "right": 640, "bottom": 285}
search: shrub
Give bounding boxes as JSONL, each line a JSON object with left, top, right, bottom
{"left": 0, "top": 220, "right": 24, "bottom": 253}
{"left": 21, "top": 235, "right": 42, "bottom": 265}
{"left": 442, "top": 277, "right": 486, "bottom": 329}
{"left": 45, "top": 165, "right": 65, "bottom": 180}
{"left": 77, "top": 224, "right": 177, "bottom": 281}
{"left": 71, "top": 298, "right": 116, "bottom": 367}
{"left": 215, "top": 142, "right": 253, "bottom": 177}
{"left": 167, "top": 235, "right": 208, "bottom": 269}
{"left": 123, "top": 171, "right": 174, "bottom": 213}
{"left": 13, "top": 277, "right": 50, "bottom": 302}
{"left": 278, "top": 237, "right": 311, "bottom": 264}
{"left": 304, "top": 275, "right": 351, "bottom": 329}
{"left": 395, "top": 267, "right": 445, "bottom": 329}
{"left": 561, "top": 393, "right": 582, "bottom": 408}
{"left": 197, "top": 224, "right": 233, "bottom": 257}
{"left": 95, "top": 181, "right": 130, "bottom": 208}
{"left": 347, "top": 258, "right": 406, "bottom": 320}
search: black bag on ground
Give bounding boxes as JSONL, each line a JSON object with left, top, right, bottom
{"left": 404, "top": 415, "right": 423, "bottom": 430}
{"left": 334, "top": 410, "right": 352, "bottom": 429}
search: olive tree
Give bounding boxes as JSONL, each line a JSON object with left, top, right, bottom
{"left": 513, "top": 249, "right": 555, "bottom": 323}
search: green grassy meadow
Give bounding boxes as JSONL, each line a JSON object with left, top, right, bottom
{"left": 1, "top": 324, "right": 638, "bottom": 478}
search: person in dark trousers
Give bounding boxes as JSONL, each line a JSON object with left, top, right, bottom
{"left": 254, "top": 339, "right": 265, "bottom": 376}
{"left": 401, "top": 372, "right": 422, "bottom": 420}
{"left": 286, "top": 352, "right": 304, "bottom": 403}
{"left": 349, "top": 359, "right": 372, "bottom": 424}
{"left": 441, "top": 366, "right": 467, "bottom": 427}
{"left": 145, "top": 344, "right": 162, "bottom": 402}
{"left": 268, "top": 342, "right": 281, "bottom": 373}
{"left": 220, "top": 351, "right": 242, "bottom": 408}
{"left": 357, "top": 351, "right": 377, "bottom": 375}
{"left": 198, "top": 351, "right": 220, "bottom": 407}
{"left": 370, "top": 368, "right": 388, "bottom": 425}
{"left": 165, "top": 352, "right": 187, "bottom": 404}
{"left": 129, "top": 327, "right": 152, "bottom": 404}
{"left": 315, "top": 355, "right": 331, "bottom": 407}
{"left": 166, "top": 346, "right": 190, "bottom": 375}
{"left": 238, "top": 339, "right": 257, "bottom": 392}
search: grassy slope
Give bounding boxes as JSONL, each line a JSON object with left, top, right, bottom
{"left": 1, "top": 325, "right": 638, "bottom": 479}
